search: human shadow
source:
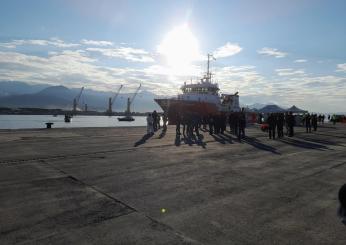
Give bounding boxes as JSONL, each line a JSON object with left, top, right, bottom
{"left": 242, "top": 136, "right": 281, "bottom": 155}
{"left": 278, "top": 137, "right": 329, "bottom": 151}
{"left": 195, "top": 134, "right": 207, "bottom": 149}
{"left": 176, "top": 133, "right": 207, "bottom": 148}
{"left": 175, "top": 134, "right": 181, "bottom": 146}
{"left": 211, "top": 133, "right": 233, "bottom": 144}
{"left": 159, "top": 129, "right": 167, "bottom": 139}
{"left": 297, "top": 135, "right": 340, "bottom": 146}
{"left": 134, "top": 133, "right": 153, "bottom": 147}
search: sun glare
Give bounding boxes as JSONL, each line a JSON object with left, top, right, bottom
{"left": 157, "top": 24, "right": 200, "bottom": 69}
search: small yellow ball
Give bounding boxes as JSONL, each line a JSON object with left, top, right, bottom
{"left": 161, "top": 208, "right": 166, "bottom": 213}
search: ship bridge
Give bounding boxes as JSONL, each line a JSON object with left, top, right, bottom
{"left": 181, "top": 82, "right": 219, "bottom": 95}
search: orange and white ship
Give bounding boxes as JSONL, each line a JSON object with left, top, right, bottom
{"left": 154, "top": 54, "right": 240, "bottom": 124}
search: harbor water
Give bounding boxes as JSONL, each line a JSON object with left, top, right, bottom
{"left": 0, "top": 115, "right": 147, "bottom": 129}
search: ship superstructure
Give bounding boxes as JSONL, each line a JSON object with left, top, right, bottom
{"left": 154, "top": 54, "right": 240, "bottom": 124}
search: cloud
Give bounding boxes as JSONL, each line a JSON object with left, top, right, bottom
{"left": 80, "top": 39, "right": 113, "bottom": 46}
{"left": 0, "top": 50, "right": 168, "bottom": 94}
{"left": 336, "top": 63, "right": 346, "bottom": 72}
{"left": 0, "top": 37, "right": 345, "bottom": 112}
{"left": 0, "top": 38, "right": 80, "bottom": 49}
{"left": 275, "top": 68, "right": 305, "bottom": 76}
{"left": 87, "top": 47, "right": 154, "bottom": 63}
{"left": 213, "top": 42, "right": 242, "bottom": 58}
{"left": 257, "top": 47, "right": 287, "bottom": 58}
{"left": 294, "top": 59, "right": 307, "bottom": 63}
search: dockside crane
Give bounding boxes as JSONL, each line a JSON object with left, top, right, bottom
{"left": 126, "top": 84, "right": 141, "bottom": 114}
{"left": 72, "top": 87, "right": 84, "bottom": 115}
{"left": 107, "top": 85, "right": 123, "bottom": 116}
{"left": 118, "top": 84, "right": 141, "bottom": 121}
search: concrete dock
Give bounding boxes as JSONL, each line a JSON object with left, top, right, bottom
{"left": 1, "top": 124, "right": 346, "bottom": 244}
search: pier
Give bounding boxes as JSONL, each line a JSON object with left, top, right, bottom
{"left": 1, "top": 124, "right": 346, "bottom": 244}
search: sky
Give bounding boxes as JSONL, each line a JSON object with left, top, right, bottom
{"left": 0, "top": 0, "right": 345, "bottom": 112}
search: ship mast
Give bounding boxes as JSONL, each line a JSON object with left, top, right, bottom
{"left": 207, "top": 53, "right": 215, "bottom": 82}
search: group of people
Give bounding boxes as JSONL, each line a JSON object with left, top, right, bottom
{"left": 303, "top": 113, "right": 319, "bottom": 133}
{"left": 265, "top": 112, "right": 296, "bottom": 139}
{"left": 146, "top": 109, "right": 339, "bottom": 141}
{"left": 146, "top": 110, "right": 168, "bottom": 135}
{"left": 173, "top": 109, "right": 247, "bottom": 141}
{"left": 266, "top": 113, "right": 285, "bottom": 139}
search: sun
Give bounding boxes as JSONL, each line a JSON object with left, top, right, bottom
{"left": 157, "top": 24, "right": 200, "bottom": 69}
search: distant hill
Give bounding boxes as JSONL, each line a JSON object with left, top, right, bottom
{"left": 0, "top": 81, "right": 49, "bottom": 96}
{"left": 258, "top": 104, "right": 286, "bottom": 113}
{"left": 0, "top": 81, "right": 162, "bottom": 112}
{"left": 246, "top": 103, "right": 267, "bottom": 110}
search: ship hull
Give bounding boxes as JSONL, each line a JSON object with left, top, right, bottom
{"left": 154, "top": 98, "right": 220, "bottom": 124}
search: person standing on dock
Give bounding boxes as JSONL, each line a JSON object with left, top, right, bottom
{"left": 163, "top": 113, "right": 168, "bottom": 131}
{"left": 176, "top": 113, "right": 181, "bottom": 136}
{"left": 233, "top": 112, "right": 239, "bottom": 137}
{"left": 152, "top": 110, "right": 158, "bottom": 131}
{"left": 304, "top": 113, "right": 311, "bottom": 133}
{"left": 208, "top": 114, "right": 214, "bottom": 135}
{"left": 229, "top": 112, "right": 234, "bottom": 133}
{"left": 312, "top": 114, "right": 318, "bottom": 131}
{"left": 287, "top": 112, "right": 295, "bottom": 137}
{"left": 238, "top": 108, "right": 246, "bottom": 140}
{"left": 277, "top": 113, "right": 284, "bottom": 138}
{"left": 268, "top": 113, "right": 276, "bottom": 139}
{"left": 146, "top": 113, "right": 154, "bottom": 135}
{"left": 157, "top": 114, "right": 161, "bottom": 130}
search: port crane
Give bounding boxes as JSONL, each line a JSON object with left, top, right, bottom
{"left": 118, "top": 84, "right": 141, "bottom": 121}
{"left": 107, "top": 85, "right": 123, "bottom": 116}
{"left": 72, "top": 87, "right": 84, "bottom": 114}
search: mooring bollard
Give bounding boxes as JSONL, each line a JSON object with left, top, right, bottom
{"left": 45, "top": 122, "right": 54, "bottom": 129}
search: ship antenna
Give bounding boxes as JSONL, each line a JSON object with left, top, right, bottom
{"left": 207, "top": 53, "right": 216, "bottom": 82}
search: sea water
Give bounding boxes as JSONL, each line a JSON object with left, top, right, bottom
{"left": 0, "top": 115, "right": 147, "bottom": 129}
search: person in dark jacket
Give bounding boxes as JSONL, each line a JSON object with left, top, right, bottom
{"left": 175, "top": 113, "right": 181, "bottom": 136}
{"left": 305, "top": 113, "right": 312, "bottom": 133}
{"left": 208, "top": 114, "right": 214, "bottom": 135}
{"left": 287, "top": 112, "right": 295, "bottom": 137}
{"left": 267, "top": 113, "right": 276, "bottom": 139}
{"left": 229, "top": 112, "right": 234, "bottom": 133}
{"left": 312, "top": 114, "right": 318, "bottom": 131}
{"left": 238, "top": 108, "right": 246, "bottom": 140}
{"left": 152, "top": 110, "right": 158, "bottom": 131}
{"left": 233, "top": 112, "right": 239, "bottom": 137}
{"left": 277, "top": 113, "right": 285, "bottom": 138}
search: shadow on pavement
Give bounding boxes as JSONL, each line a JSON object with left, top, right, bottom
{"left": 159, "top": 129, "right": 166, "bottom": 139}
{"left": 297, "top": 135, "right": 341, "bottom": 146}
{"left": 175, "top": 134, "right": 181, "bottom": 146}
{"left": 279, "top": 137, "right": 329, "bottom": 150}
{"left": 134, "top": 133, "right": 153, "bottom": 147}
{"left": 211, "top": 133, "right": 233, "bottom": 144}
{"left": 175, "top": 134, "right": 207, "bottom": 148}
{"left": 242, "top": 136, "right": 281, "bottom": 155}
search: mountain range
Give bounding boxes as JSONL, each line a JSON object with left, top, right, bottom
{"left": 0, "top": 81, "right": 296, "bottom": 113}
{"left": 0, "top": 81, "right": 162, "bottom": 112}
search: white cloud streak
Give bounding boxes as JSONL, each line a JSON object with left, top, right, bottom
{"left": 80, "top": 39, "right": 113, "bottom": 46}
{"left": 257, "top": 47, "right": 287, "bottom": 58}
{"left": 275, "top": 68, "right": 305, "bottom": 76}
{"left": 336, "top": 63, "right": 346, "bottom": 72}
{"left": 213, "top": 42, "right": 242, "bottom": 58}
{"left": 294, "top": 59, "right": 307, "bottom": 63}
{"left": 87, "top": 47, "right": 155, "bottom": 63}
{"left": 0, "top": 38, "right": 80, "bottom": 49}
